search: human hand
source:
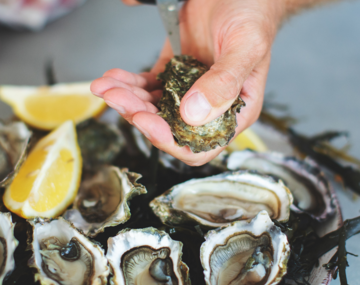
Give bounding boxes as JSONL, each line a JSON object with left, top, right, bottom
{"left": 91, "top": 0, "right": 286, "bottom": 166}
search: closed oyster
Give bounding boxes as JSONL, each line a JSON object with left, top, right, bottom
{"left": 0, "top": 213, "right": 18, "bottom": 283}
{"left": 106, "top": 227, "right": 190, "bottom": 285}
{"left": 76, "top": 119, "right": 125, "bottom": 169}
{"left": 63, "top": 166, "right": 146, "bottom": 237}
{"left": 0, "top": 121, "right": 31, "bottom": 187}
{"left": 150, "top": 171, "right": 293, "bottom": 228}
{"left": 226, "top": 150, "right": 335, "bottom": 221}
{"left": 200, "top": 211, "right": 290, "bottom": 285}
{"left": 29, "top": 217, "right": 109, "bottom": 285}
{"left": 157, "top": 55, "right": 245, "bottom": 153}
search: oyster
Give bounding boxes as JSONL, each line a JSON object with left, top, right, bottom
{"left": 63, "top": 166, "right": 146, "bottom": 237}
{"left": 76, "top": 119, "right": 125, "bottom": 169}
{"left": 106, "top": 227, "right": 191, "bottom": 285}
{"left": 0, "top": 213, "right": 18, "bottom": 283}
{"left": 0, "top": 121, "right": 32, "bottom": 187}
{"left": 150, "top": 171, "right": 293, "bottom": 228}
{"left": 226, "top": 150, "right": 335, "bottom": 221}
{"left": 200, "top": 211, "right": 290, "bottom": 285}
{"left": 29, "top": 217, "right": 109, "bottom": 285}
{"left": 157, "top": 55, "right": 245, "bottom": 153}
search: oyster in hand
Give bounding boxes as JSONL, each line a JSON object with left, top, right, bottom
{"left": 157, "top": 55, "right": 245, "bottom": 153}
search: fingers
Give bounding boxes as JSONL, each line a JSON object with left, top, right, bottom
{"left": 91, "top": 76, "right": 161, "bottom": 105}
{"left": 179, "top": 30, "right": 269, "bottom": 127}
{"left": 102, "top": 87, "right": 158, "bottom": 122}
{"left": 132, "top": 112, "right": 225, "bottom": 166}
{"left": 102, "top": 68, "right": 161, "bottom": 91}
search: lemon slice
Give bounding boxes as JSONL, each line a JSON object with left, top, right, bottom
{"left": 0, "top": 82, "right": 107, "bottom": 130}
{"left": 3, "top": 121, "right": 82, "bottom": 218}
{"left": 227, "top": 128, "right": 268, "bottom": 153}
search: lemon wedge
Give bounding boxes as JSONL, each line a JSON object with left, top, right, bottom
{"left": 0, "top": 82, "right": 107, "bottom": 130}
{"left": 227, "top": 128, "right": 268, "bottom": 153}
{"left": 3, "top": 121, "right": 82, "bottom": 218}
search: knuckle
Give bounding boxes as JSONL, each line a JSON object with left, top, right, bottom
{"left": 209, "top": 67, "right": 240, "bottom": 100}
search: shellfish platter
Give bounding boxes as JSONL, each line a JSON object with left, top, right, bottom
{"left": 0, "top": 56, "right": 359, "bottom": 285}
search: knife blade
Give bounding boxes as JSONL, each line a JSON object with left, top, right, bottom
{"left": 156, "top": 0, "right": 182, "bottom": 55}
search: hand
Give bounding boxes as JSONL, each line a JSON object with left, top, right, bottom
{"left": 91, "top": 0, "right": 285, "bottom": 166}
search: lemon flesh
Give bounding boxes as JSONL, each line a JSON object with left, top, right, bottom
{"left": 0, "top": 83, "right": 107, "bottom": 130}
{"left": 3, "top": 121, "right": 82, "bottom": 218}
{"left": 227, "top": 128, "right": 268, "bottom": 153}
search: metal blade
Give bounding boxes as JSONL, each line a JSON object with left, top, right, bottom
{"left": 156, "top": 0, "right": 181, "bottom": 55}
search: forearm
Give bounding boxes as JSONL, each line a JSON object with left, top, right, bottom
{"left": 285, "top": 0, "right": 340, "bottom": 16}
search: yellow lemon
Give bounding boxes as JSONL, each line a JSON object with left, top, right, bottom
{"left": 3, "top": 121, "right": 82, "bottom": 218}
{"left": 227, "top": 128, "right": 268, "bottom": 153}
{"left": 0, "top": 82, "right": 107, "bottom": 130}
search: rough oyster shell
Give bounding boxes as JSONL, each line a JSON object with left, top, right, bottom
{"left": 0, "top": 121, "right": 32, "bottom": 187}
{"left": 106, "top": 227, "right": 191, "bottom": 285}
{"left": 150, "top": 171, "right": 293, "bottom": 228}
{"left": 226, "top": 150, "right": 336, "bottom": 221}
{"left": 29, "top": 217, "right": 109, "bottom": 285}
{"left": 200, "top": 211, "right": 290, "bottom": 285}
{"left": 157, "top": 55, "right": 245, "bottom": 153}
{"left": 0, "top": 213, "right": 18, "bottom": 283}
{"left": 63, "top": 166, "right": 146, "bottom": 237}
{"left": 76, "top": 119, "right": 125, "bottom": 169}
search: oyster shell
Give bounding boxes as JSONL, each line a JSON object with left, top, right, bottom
{"left": 63, "top": 166, "right": 146, "bottom": 237}
{"left": 29, "top": 217, "right": 109, "bottom": 285}
{"left": 76, "top": 119, "right": 125, "bottom": 169}
{"left": 157, "top": 55, "right": 245, "bottom": 153}
{"left": 200, "top": 211, "right": 290, "bottom": 285}
{"left": 226, "top": 150, "right": 335, "bottom": 221}
{"left": 106, "top": 227, "right": 191, "bottom": 285}
{"left": 0, "top": 213, "right": 18, "bottom": 283}
{"left": 0, "top": 121, "right": 32, "bottom": 187}
{"left": 150, "top": 171, "right": 293, "bottom": 228}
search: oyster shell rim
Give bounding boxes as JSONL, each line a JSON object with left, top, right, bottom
{"left": 150, "top": 170, "right": 293, "bottom": 228}
{"left": 63, "top": 166, "right": 147, "bottom": 238}
{"left": 28, "top": 217, "right": 110, "bottom": 285}
{"left": 106, "top": 227, "right": 191, "bottom": 285}
{"left": 200, "top": 210, "right": 290, "bottom": 285}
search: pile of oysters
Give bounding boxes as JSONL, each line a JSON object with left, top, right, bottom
{"left": 0, "top": 56, "right": 341, "bottom": 285}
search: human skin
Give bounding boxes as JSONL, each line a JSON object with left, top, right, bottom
{"left": 91, "top": 0, "right": 339, "bottom": 166}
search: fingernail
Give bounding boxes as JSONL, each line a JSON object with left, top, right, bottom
{"left": 133, "top": 121, "right": 151, "bottom": 140}
{"left": 92, "top": 92, "right": 103, "bottom": 98}
{"left": 105, "top": 100, "right": 126, "bottom": 114}
{"left": 185, "top": 92, "right": 211, "bottom": 122}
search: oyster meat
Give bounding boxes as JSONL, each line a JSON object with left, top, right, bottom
{"left": 150, "top": 171, "right": 293, "bottom": 228}
{"left": 63, "top": 166, "right": 146, "bottom": 237}
{"left": 0, "top": 121, "right": 32, "bottom": 187}
{"left": 200, "top": 210, "right": 290, "bottom": 285}
{"left": 106, "top": 227, "right": 190, "bottom": 285}
{"left": 29, "top": 218, "right": 109, "bottom": 285}
{"left": 226, "top": 150, "right": 335, "bottom": 221}
{"left": 157, "top": 55, "right": 245, "bottom": 153}
{"left": 0, "top": 213, "right": 18, "bottom": 284}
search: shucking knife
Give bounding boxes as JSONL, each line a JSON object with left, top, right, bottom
{"left": 155, "top": 0, "right": 182, "bottom": 55}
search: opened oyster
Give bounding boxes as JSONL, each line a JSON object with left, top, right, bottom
{"left": 157, "top": 55, "right": 245, "bottom": 153}
{"left": 106, "top": 227, "right": 191, "bottom": 285}
{"left": 150, "top": 171, "right": 293, "bottom": 228}
{"left": 201, "top": 211, "right": 290, "bottom": 285}
{"left": 226, "top": 150, "right": 335, "bottom": 221}
{"left": 29, "top": 218, "right": 109, "bottom": 285}
{"left": 76, "top": 119, "right": 124, "bottom": 169}
{"left": 0, "top": 213, "right": 18, "bottom": 284}
{"left": 0, "top": 121, "right": 32, "bottom": 187}
{"left": 63, "top": 166, "right": 146, "bottom": 237}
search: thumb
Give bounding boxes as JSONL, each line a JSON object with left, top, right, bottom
{"left": 179, "top": 45, "right": 263, "bottom": 126}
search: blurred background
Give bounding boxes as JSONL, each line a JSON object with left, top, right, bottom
{"left": 0, "top": 0, "right": 359, "bottom": 283}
